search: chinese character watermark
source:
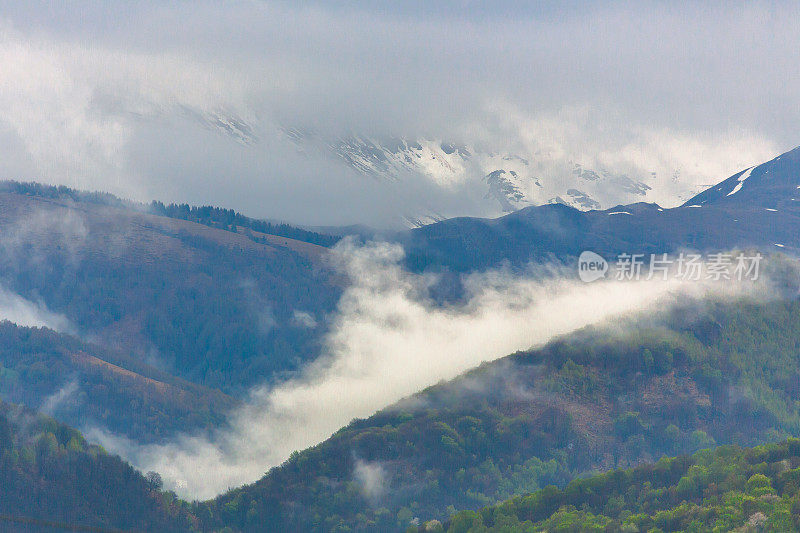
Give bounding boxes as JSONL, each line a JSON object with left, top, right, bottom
{"left": 578, "top": 251, "right": 762, "bottom": 282}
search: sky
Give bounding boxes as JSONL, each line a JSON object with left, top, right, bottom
{"left": 0, "top": 1, "right": 798, "bottom": 226}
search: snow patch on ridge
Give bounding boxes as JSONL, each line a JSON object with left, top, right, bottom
{"left": 727, "top": 166, "right": 755, "bottom": 196}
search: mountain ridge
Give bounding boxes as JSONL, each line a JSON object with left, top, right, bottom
{"left": 399, "top": 145, "right": 800, "bottom": 273}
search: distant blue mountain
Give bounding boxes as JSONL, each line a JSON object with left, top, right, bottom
{"left": 399, "top": 146, "right": 800, "bottom": 272}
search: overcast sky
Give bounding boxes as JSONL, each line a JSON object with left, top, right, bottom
{"left": 0, "top": 1, "right": 797, "bottom": 226}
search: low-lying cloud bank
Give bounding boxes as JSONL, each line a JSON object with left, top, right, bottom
{"left": 0, "top": 284, "right": 72, "bottom": 332}
{"left": 90, "top": 241, "right": 760, "bottom": 499}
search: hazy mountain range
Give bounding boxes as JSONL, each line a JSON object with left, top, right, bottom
{"left": 133, "top": 105, "right": 727, "bottom": 227}
{"left": 281, "top": 126, "right": 693, "bottom": 223}
{"left": 0, "top": 145, "right": 799, "bottom": 531}
{"left": 188, "top": 113, "right": 712, "bottom": 227}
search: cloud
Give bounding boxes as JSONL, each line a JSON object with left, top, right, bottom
{"left": 0, "top": 2, "right": 795, "bottom": 225}
{"left": 0, "top": 206, "right": 84, "bottom": 333}
{"left": 89, "top": 239, "right": 755, "bottom": 499}
{"left": 477, "top": 103, "right": 779, "bottom": 207}
{"left": 353, "top": 459, "right": 387, "bottom": 501}
{"left": 0, "top": 207, "right": 90, "bottom": 266}
{"left": 40, "top": 379, "right": 80, "bottom": 416}
{"left": 291, "top": 311, "right": 317, "bottom": 329}
{"left": 0, "top": 286, "right": 72, "bottom": 332}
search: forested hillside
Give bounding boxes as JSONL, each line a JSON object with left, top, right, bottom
{"left": 3, "top": 176, "right": 800, "bottom": 531}
{"left": 201, "top": 295, "right": 800, "bottom": 531}
{"left": 0, "top": 187, "right": 340, "bottom": 397}
{"left": 2, "top": 215, "right": 799, "bottom": 531}
{"left": 0, "top": 322, "right": 236, "bottom": 442}
{"left": 0, "top": 399, "right": 197, "bottom": 532}
{"left": 420, "top": 439, "right": 800, "bottom": 532}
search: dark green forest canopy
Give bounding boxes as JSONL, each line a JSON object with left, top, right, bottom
{"left": 7, "top": 396, "right": 800, "bottom": 533}
{"left": 0, "top": 399, "right": 198, "bottom": 532}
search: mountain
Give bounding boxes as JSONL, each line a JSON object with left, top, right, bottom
{"left": 0, "top": 146, "right": 797, "bottom": 531}
{"left": 0, "top": 321, "right": 236, "bottom": 443}
{"left": 7, "top": 290, "right": 800, "bottom": 531}
{"left": 284, "top": 130, "right": 702, "bottom": 225}
{"left": 414, "top": 439, "right": 800, "bottom": 532}
{"left": 0, "top": 182, "right": 339, "bottom": 394}
{"left": 57, "top": 97, "right": 729, "bottom": 228}
{"left": 685, "top": 145, "right": 800, "bottom": 210}
{"left": 0, "top": 183, "right": 344, "bottom": 445}
{"left": 0, "top": 398, "right": 197, "bottom": 532}
{"left": 201, "top": 291, "right": 800, "bottom": 531}
{"left": 9, "top": 288, "right": 800, "bottom": 532}
{"left": 400, "top": 146, "right": 800, "bottom": 273}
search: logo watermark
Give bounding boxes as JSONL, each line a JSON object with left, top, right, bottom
{"left": 578, "top": 251, "right": 609, "bottom": 282}
{"left": 578, "top": 251, "right": 762, "bottom": 282}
